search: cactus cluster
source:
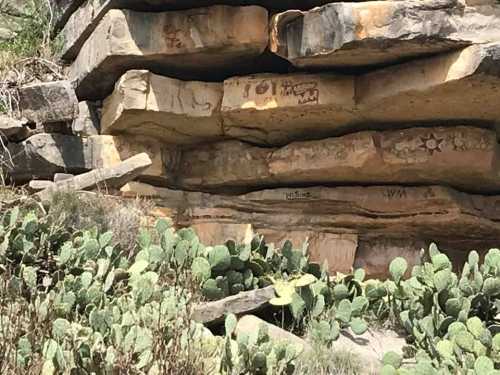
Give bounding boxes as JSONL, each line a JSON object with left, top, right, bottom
{"left": 382, "top": 244, "right": 500, "bottom": 373}
{"left": 196, "top": 238, "right": 319, "bottom": 301}
{"left": 221, "top": 314, "right": 302, "bottom": 375}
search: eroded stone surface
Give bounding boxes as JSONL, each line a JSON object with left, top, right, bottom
{"left": 222, "top": 73, "right": 356, "bottom": 144}
{"left": 73, "top": 101, "right": 101, "bottom": 136}
{"left": 167, "top": 126, "right": 500, "bottom": 193}
{"left": 102, "top": 70, "right": 223, "bottom": 143}
{"left": 18, "top": 81, "right": 79, "bottom": 125}
{"left": 6, "top": 133, "right": 168, "bottom": 183}
{"left": 224, "top": 44, "right": 500, "bottom": 145}
{"left": 270, "top": 0, "right": 500, "bottom": 68}
{"left": 121, "top": 182, "right": 500, "bottom": 249}
{"left": 70, "top": 6, "right": 269, "bottom": 100}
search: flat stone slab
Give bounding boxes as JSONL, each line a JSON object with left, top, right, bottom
{"left": 70, "top": 6, "right": 269, "bottom": 100}
{"left": 224, "top": 43, "right": 500, "bottom": 145}
{"left": 270, "top": 0, "right": 500, "bottom": 68}
{"left": 121, "top": 182, "right": 500, "bottom": 250}
{"left": 192, "top": 286, "right": 275, "bottom": 325}
{"left": 165, "top": 126, "right": 500, "bottom": 193}
{"left": 0, "top": 115, "right": 29, "bottom": 141}
{"left": 6, "top": 133, "right": 167, "bottom": 183}
{"left": 72, "top": 101, "right": 100, "bottom": 136}
{"left": 101, "top": 70, "right": 223, "bottom": 143}
{"left": 18, "top": 81, "right": 79, "bottom": 125}
{"left": 37, "top": 153, "right": 152, "bottom": 201}
{"left": 60, "top": 0, "right": 331, "bottom": 61}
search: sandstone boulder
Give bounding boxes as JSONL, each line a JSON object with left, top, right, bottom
{"left": 121, "top": 183, "right": 500, "bottom": 250}
{"left": 167, "top": 126, "right": 500, "bottom": 193}
{"left": 6, "top": 133, "right": 167, "bottom": 183}
{"left": 18, "top": 81, "right": 79, "bottom": 125}
{"left": 224, "top": 43, "right": 500, "bottom": 145}
{"left": 70, "top": 6, "right": 269, "bottom": 100}
{"left": 102, "top": 70, "right": 223, "bottom": 143}
{"left": 270, "top": 0, "right": 500, "bottom": 68}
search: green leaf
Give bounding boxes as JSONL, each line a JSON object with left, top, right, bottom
{"left": 474, "top": 356, "right": 494, "bottom": 374}
{"left": 42, "top": 339, "right": 59, "bottom": 360}
{"left": 208, "top": 245, "right": 231, "bottom": 272}
{"left": 436, "top": 339, "right": 454, "bottom": 359}
{"left": 155, "top": 218, "right": 171, "bottom": 233}
{"left": 104, "top": 270, "right": 114, "bottom": 292}
{"left": 336, "top": 299, "right": 352, "bottom": 323}
{"left": 52, "top": 318, "right": 70, "bottom": 340}
{"left": 22, "top": 266, "right": 37, "bottom": 290}
{"left": 433, "top": 269, "right": 451, "bottom": 292}
{"left": 466, "top": 317, "right": 484, "bottom": 339}
{"left": 99, "top": 231, "right": 113, "bottom": 248}
{"left": 58, "top": 243, "right": 73, "bottom": 265}
{"left": 128, "top": 260, "right": 149, "bottom": 275}
{"left": 353, "top": 268, "right": 365, "bottom": 282}
{"left": 137, "top": 228, "right": 151, "bottom": 249}
{"left": 382, "top": 351, "right": 402, "bottom": 368}
{"left": 333, "top": 284, "right": 349, "bottom": 300}
{"left": 294, "top": 274, "right": 317, "bottom": 287}
{"left": 350, "top": 318, "right": 368, "bottom": 335}
{"left": 191, "top": 257, "right": 211, "bottom": 282}
{"left": 456, "top": 331, "right": 475, "bottom": 352}
{"left": 270, "top": 295, "right": 293, "bottom": 306}
{"left": 225, "top": 314, "right": 237, "bottom": 336}
{"left": 389, "top": 257, "right": 407, "bottom": 283}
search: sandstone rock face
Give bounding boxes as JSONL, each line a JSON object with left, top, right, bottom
{"left": 225, "top": 44, "right": 500, "bottom": 145}
{"left": 60, "top": 0, "right": 330, "bottom": 61}
{"left": 6, "top": 134, "right": 167, "bottom": 183}
{"left": 270, "top": 0, "right": 500, "bottom": 68}
{"left": 258, "top": 230, "right": 358, "bottom": 274}
{"left": 18, "top": 81, "right": 79, "bottom": 125}
{"left": 102, "top": 70, "right": 223, "bottom": 143}
{"left": 70, "top": 6, "right": 269, "bottom": 100}
{"left": 122, "top": 183, "right": 500, "bottom": 249}
{"left": 222, "top": 73, "right": 356, "bottom": 144}
{"left": 168, "top": 126, "right": 500, "bottom": 193}
{"left": 354, "top": 238, "right": 424, "bottom": 280}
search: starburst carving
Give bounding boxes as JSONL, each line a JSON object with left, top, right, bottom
{"left": 419, "top": 133, "right": 444, "bottom": 155}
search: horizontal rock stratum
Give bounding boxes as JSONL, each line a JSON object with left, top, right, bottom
{"left": 223, "top": 43, "right": 500, "bottom": 144}
{"left": 121, "top": 182, "right": 500, "bottom": 249}
{"left": 270, "top": 0, "right": 500, "bottom": 68}
{"left": 60, "top": 0, "right": 332, "bottom": 61}
{"left": 101, "top": 70, "right": 223, "bottom": 143}
{"left": 69, "top": 6, "right": 269, "bottom": 100}
{"left": 165, "top": 126, "right": 500, "bottom": 193}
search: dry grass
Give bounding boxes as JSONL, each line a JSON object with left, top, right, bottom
{"left": 47, "top": 191, "right": 155, "bottom": 256}
{"left": 295, "top": 345, "right": 363, "bottom": 375}
{"left": 0, "top": 0, "right": 63, "bottom": 116}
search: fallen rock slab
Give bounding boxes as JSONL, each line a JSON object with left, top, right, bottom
{"left": 224, "top": 43, "right": 500, "bottom": 145}
{"left": 18, "top": 81, "right": 79, "bottom": 125}
{"left": 102, "top": 70, "right": 223, "bottom": 143}
{"left": 270, "top": 0, "right": 500, "bottom": 68}
{"left": 166, "top": 126, "right": 500, "bottom": 193}
{"left": 192, "top": 286, "right": 275, "bottom": 325}
{"left": 6, "top": 133, "right": 168, "bottom": 183}
{"left": 27, "top": 180, "right": 55, "bottom": 193}
{"left": 121, "top": 182, "right": 500, "bottom": 250}
{"left": 70, "top": 6, "right": 269, "bottom": 100}
{"left": 36, "top": 153, "right": 152, "bottom": 201}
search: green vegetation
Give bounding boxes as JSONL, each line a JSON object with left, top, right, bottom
{"left": 0, "top": 196, "right": 498, "bottom": 374}
{"left": 0, "top": 0, "right": 63, "bottom": 114}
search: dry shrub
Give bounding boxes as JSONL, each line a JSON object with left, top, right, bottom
{"left": 47, "top": 191, "right": 155, "bottom": 256}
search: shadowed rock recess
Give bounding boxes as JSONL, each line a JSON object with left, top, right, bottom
{"left": 5, "top": 0, "right": 500, "bottom": 275}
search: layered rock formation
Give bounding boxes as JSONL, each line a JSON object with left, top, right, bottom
{"left": 3, "top": 0, "right": 500, "bottom": 276}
